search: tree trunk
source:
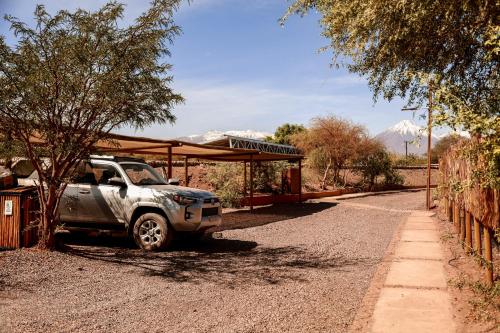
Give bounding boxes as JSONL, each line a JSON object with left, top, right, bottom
{"left": 321, "top": 160, "right": 332, "bottom": 190}
{"left": 369, "top": 175, "right": 376, "bottom": 191}
{"left": 38, "top": 212, "right": 56, "bottom": 250}
{"left": 37, "top": 184, "right": 59, "bottom": 250}
{"left": 332, "top": 163, "right": 343, "bottom": 187}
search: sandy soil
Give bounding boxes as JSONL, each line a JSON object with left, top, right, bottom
{"left": 0, "top": 191, "right": 426, "bottom": 333}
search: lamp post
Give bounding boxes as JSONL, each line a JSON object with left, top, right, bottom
{"left": 404, "top": 140, "right": 410, "bottom": 159}
{"left": 402, "top": 84, "right": 433, "bottom": 210}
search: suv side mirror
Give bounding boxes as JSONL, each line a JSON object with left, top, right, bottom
{"left": 168, "top": 178, "right": 180, "bottom": 186}
{"left": 108, "top": 177, "right": 127, "bottom": 188}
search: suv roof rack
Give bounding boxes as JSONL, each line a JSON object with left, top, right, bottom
{"left": 89, "top": 155, "right": 114, "bottom": 160}
{"left": 89, "top": 155, "right": 145, "bottom": 163}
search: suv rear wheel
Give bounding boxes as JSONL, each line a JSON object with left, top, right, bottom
{"left": 133, "top": 213, "right": 173, "bottom": 251}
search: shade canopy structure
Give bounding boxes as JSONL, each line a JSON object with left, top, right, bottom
{"left": 204, "top": 135, "right": 300, "bottom": 156}
{"left": 92, "top": 133, "right": 303, "bottom": 162}
{"left": 28, "top": 132, "right": 303, "bottom": 211}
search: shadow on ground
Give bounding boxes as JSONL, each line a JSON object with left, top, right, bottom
{"left": 52, "top": 201, "right": 372, "bottom": 286}
{"left": 210, "top": 201, "right": 337, "bottom": 232}
{"left": 65, "top": 237, "right": 375, "bottom": 285}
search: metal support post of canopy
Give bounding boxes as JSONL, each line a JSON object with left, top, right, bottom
{"left": 250, "top": 155, "right": 254, "bottom": 213}
{"left": 167, "top": 146, "right": 173, "bottom": 179}
{"left": 184, "top": 157, "right": 189, "bottom": 186}
{"left": 298, "top": 159, "right": 302, "bottom": 203}
{"left": 243, "top": 161, "right": 247, "bottom": 195}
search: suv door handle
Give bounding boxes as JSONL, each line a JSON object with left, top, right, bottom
{"left": 79, "top": 190, "right": 90, "bottom": 194}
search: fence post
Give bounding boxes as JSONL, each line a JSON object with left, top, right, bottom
{"left": 474, "top": 217, "right": 482, "bottom": 256}
{"left": 453, "top": 203, "right": 460, "bottom": 233}
{"left": 465, "top": 211, "right": 472, "bottom": 254}
{"left": 459, "top": 207, "right": 466, "bottom": 243}
{"left": 448, "top": 200, "right": 454, "bottom": 223}
{"left": 444, "top": 197, "right": 449, "bottom": 220}
{"left": 484, "top": 227, "right": 494, "bottom": 286}
{"left": 451, "top": 200, "right": 455, "bottom": 225}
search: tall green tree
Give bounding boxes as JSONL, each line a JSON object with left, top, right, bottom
{"left": 265, "top": 123, "right": 305, "bottom": 145}
{"left": 0, "top": 1, "right": 183, "bottom": 249}
{"left": 285, "top": 0, "right": 499, "bottom": 190}
{"left": 284, "top": 1, "right": 498, "bottom": 107}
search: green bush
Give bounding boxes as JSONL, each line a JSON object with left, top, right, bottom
{"left": 206, "top": 163, "right": 244, "bottom": 208}
{"left": 253, "top": 161, "right": 288, "bottom": 193}
{"left": 206, "top": 162, "right": 291, "bottom": 207}
{"left": 392, "top": 153, "right": 428, "bottom": 166}
{"left": 356, "top": 145, "right": 404, "bottom": 189}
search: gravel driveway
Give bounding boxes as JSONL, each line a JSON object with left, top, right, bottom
{"left": 0, "top": 190, "right": 425, "bottom": 333}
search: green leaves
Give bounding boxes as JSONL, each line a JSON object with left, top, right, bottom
{"left": 287, "top": 0, "right": 499, "bottom": 190}
{"left": 0, "top": 1, "right": 183, "bottom": 165}
{"left": 0, "top": 2, "right": 184, "bottom": 248}
{"left": 266, "top": 123, "right": 305, "bottom": 145}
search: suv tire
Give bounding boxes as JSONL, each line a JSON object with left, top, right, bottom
{"left": 133, "top": 213, "right": 173, "bottom": 251}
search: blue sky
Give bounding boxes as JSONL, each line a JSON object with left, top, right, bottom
{"left": 0, "top": 0, "right": 427, "bottom": 138}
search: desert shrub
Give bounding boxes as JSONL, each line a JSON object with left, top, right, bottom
{"left": 392, "top": 153, "right": 428, "bottom": 167}
{"left": 356, "top": 142, "right": 403, "bottom": 189}
{"left": 384, "top": 168, "right": 404, "bottom": 186}
{"left": 253, "top": 161, "right": 288, "bottom": 193}
{"left": 206, "top": 163, "right": 243, "bottom": 208}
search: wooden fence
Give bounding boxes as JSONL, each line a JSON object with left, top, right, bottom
{"left": 440, "top": 142, "right": 499, "bottom": 286}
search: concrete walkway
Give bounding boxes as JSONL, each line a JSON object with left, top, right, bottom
{"left": 370, "top": 211, "right": 456, "bottom": 333}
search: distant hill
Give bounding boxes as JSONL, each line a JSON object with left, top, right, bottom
{"left": 176, "top": 130, "right": 271, "bottom": 144}
{"left": 375, "top": 120, "right": 438, "bottom": 155}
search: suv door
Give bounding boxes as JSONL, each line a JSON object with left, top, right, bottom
{"left": 59, "top": 162, "right": 87, "bottom": 223}
{"left": 76, "top": 162, "right": 127, "bottom": 225}
{"left": 59, "top": 183, "right": 79, "bottom": 223}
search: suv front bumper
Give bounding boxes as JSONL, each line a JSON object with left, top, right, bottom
{"left": 170, "top": 204, "right": 222, "bottom": 232}
{"left": 197, "top": 215, "right": 222, "bottom": 230}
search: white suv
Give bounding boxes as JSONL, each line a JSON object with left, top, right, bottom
{"left": 53, "top": 156, "right": 222, "bottom": 250}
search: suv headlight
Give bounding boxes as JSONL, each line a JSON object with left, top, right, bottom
{"left": 172, "top": 195, "right": 197, "bottom": 206}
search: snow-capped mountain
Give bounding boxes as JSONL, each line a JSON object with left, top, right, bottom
{"left": 176, "top": 130, "right": 271, "bottom": 144}
{"left": 376, "top": 120, "right": 438, "bottom": 155}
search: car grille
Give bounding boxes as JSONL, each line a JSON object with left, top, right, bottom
{"left": 202, "top": 207, "right": 219, "bottom": 217}
{"left": 203, "top": 198, "right": 220, "bottom": 204}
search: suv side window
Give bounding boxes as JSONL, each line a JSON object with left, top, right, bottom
{"left": 71, "top": 162, "right": 122, "bottom": 185}
{"left": 71, "top": 162, "right": 97, "bottom": 185}
{"left": 91, "top": 163, "right": 123, "bottom": 185}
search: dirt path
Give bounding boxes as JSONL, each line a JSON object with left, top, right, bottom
{"left": 0, "top": 191, "right": 425, "bottom": 333}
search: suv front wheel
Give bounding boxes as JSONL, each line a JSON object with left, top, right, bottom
{"left": 133, "top": 213, "right": 173, "bottom": 251}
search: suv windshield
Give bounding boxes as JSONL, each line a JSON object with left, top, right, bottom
{"left": 120, "top": 163, "right": 167, "bottom": 186}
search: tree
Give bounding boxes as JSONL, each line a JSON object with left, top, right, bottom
{"left": 355, "top": 140, "right": 402, "bottom": 189}
{"left": 265, "top": 123, "right": 305, "bottom": 145}
{"left": 0, "top": 1, "right": 183, "bottom": 249}
{"left": 285, "top": 0, "right": 499, "bottom": 194}
{"left": 292, "top": 116, "right": 368, "bottom": 189}
{"left": 284, "top": 1, "right": 498, "bottom": 109}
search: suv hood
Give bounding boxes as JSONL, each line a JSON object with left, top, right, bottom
{"left": 144, "top": 185, "right": 216, "bottom": 199}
